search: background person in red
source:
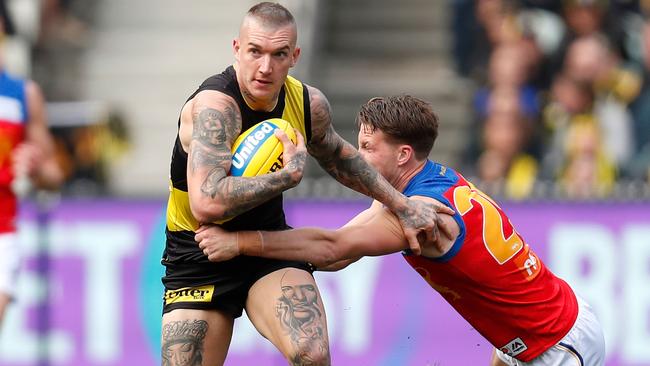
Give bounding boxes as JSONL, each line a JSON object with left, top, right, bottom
{"left": 197, "top": 95, "right": 606, "bottom": 365}
{"left": 0, "top": 1, "right": 63, "bottom": 329}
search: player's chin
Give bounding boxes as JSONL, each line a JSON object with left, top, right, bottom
{"left": 252, "top": 80, "right": 276, "bottom": 91}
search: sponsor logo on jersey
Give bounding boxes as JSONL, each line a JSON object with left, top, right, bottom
{"left": 232, "top": 122, "right": 275, "bottom": 169}
{"left": 164, "top": 285, "right": 214, "bottom": 305}
{"left": 500, "top": 337, "right": 528, "bottom": 357}
{"left": 513, "top": 244, "right": 542, "bottom": 281}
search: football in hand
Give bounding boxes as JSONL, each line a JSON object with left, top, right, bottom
{"left": 230, "top": 118, "right": 297, "bottom": 177}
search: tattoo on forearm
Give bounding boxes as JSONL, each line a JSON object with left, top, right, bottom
{"left": 286, "top": 150, "right": 307, "bottom": 173}
{"left": 307, "top": 87, "right": 395, "bottom": 203}
{"left": 276, "top": 271, "right": 330, "bottom": 365}
{"left": 161, "top": 319, "right": 208, "bottom": 366}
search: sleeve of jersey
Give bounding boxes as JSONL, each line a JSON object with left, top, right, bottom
{"left": 405, "top": 183, "right": 467, "bottom": 262}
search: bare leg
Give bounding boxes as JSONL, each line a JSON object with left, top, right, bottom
{"left": 246, "top": 268, "right": 330, "bottom": 366}
{"left": 161, "top": 309, "right": 234, "bottom": 366}
{"left": 490, "top": 349, "right": 514, "bottom": 366}
{"left": 0, "top": 293, "right": 10, "bottom": 328}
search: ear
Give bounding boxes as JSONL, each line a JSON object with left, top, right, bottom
{"left": 233, "top": 38, "right": 240, "bottom": 61}
{"left": 397, "top": 145, "right": 413, "bottom": 166}
{"left": 290, "top": 46, "right": 301, "bottom": 67}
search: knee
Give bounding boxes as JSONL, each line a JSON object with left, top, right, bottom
{"left": 286, "top": 344, "right": 331, "bottom": 366}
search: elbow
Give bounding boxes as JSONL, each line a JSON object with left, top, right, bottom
{"left": 189, "top": 198, "right": 227, "bottom": 223}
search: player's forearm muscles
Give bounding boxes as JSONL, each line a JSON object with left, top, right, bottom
{"left": 307, "top": 90, "right": 405, "bottom": 210}
{"left": 242, "top": 229, "right": 342, "bottom": 267}
{"left": 310, "top": 128, "right": 398, "bottom": 204}
{"left": 189, "top": 106, "right": 295, "bottom": 220}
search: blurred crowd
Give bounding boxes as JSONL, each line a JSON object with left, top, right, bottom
{"left": 452, "top": 0, "right": 650, "bottom": 199}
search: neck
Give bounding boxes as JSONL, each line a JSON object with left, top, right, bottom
{"left": 233, "top": 63, "right": 279, "bottom": 112}
{"left": 393, "top": 159, "right": 427, "bottom": 193}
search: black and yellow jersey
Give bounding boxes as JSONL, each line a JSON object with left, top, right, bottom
{"left": 165, "top": 66, "right": 311, "bottom": 263}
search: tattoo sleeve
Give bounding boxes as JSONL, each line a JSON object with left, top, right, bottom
{"left": 161, "top": 319, "right": 208, "bottom": 366}
{"left": 188, "top": 99, "right": 298, "bottom": 220}
{"left": 306, "top": 86, "right": 403, "bottom": 209}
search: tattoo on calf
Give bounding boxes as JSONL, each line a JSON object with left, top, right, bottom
{"left": 276, "top": 271, "right": 330, "bottom": 365}
{"left": 161, "top": 319, "right": 208, "bottom": 366}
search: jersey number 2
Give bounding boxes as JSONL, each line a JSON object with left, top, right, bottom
{"left": 453, "top": 185, "right": 523, "bottom": 264}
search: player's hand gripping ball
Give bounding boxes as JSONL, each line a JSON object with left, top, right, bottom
{"left": 230, "top": 118, "right": 297, "bottom": 177}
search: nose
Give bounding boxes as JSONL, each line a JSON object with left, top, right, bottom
{"left": 294, "top": 286, "right": 306, "bottom": 301}
{"left": 259, "top": 54, "right": 272, "bottom": 75}
{"left": 358, "top": 149, "right": 367, "bottom": 160}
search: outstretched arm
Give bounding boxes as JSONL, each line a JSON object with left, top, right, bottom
{"left": 196, "top": 203, "right": 408, "bottom": 268}
{"left": 182, "top": 90, "right": 307, "bottom": 223}
{"left": 195, "top": 196, "right": 460, "bottom": 267}
{"left": 304, "top": 85, "right": 453, "bottom": 253}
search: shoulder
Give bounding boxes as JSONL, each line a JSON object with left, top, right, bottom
{"left": 304, "top": 84, "right": 328, "bottom": 107}
{"left": 304, "top": 84, "right": 331, "bottom": 129}
{"left": 285, "top": 74, "right": 303, "bottom": 89}
{"left": 192, "top": 67, "right": 238, "bottom": 98}
{"left": 410, "top": 195, "right": 462, "bottom": 258}
{"left": 404, "top": 162, "right": 461, "bottom": 198}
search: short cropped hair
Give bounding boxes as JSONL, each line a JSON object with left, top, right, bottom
{"left": 356, "top": 95, "right": 439, "bottom": 160}
{"left": 246, "top": 2, "right": 295, "bottom": 28}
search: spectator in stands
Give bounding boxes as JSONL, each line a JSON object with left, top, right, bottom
{"left": 472, "top": 40, "right": 542, "bottom": 198}
{"left": 541, "top": 73, "right": 616, "bottom": 198}
{"left": 478, "top": 86, "right": 539, "bottom": 199}
{"left": 561, "top": 116, "right": 615, "bottom": 198}
{"left": 563, "top": 34, "right": 638, "bottom": 167}
{"left": 39, "top": 0, "right": 87, "bottom": 46}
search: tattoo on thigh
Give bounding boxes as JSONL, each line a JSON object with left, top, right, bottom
{"left": 276, "top": 271, "right": 330, "bottom": 365}
{"left": 161, "top": 319, "right": 208, "bottom": 366}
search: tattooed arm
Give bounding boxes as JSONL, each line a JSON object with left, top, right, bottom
{"left": 305, "top": 85, "right": 453, "bottom": 253}
{"left": 181, "top": 90, "right": 307, "bottom": 223}
{"left": 196, "top": 196, "right": 460, "bottom": 267}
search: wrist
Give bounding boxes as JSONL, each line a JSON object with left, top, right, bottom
{"left": 236, "top": 231, "right": 264, "bottom": 256}
{"left": 385, "top": 194, "right": 409, "bottom": 215}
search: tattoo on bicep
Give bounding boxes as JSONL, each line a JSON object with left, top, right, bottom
{"left": 161, "top": 319, "right": 208, "bottom": 366}
{"left": 192, "top": 105, "right": 240, "bottom": 146}
{"left": 190, "top": 103, "right": 241, "bottom": 196}
{"left": 306, "top": 87, "right": 333, "bottom": 148}
{"left": 275, "top": 271, "right": 330, "bottom": 365}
